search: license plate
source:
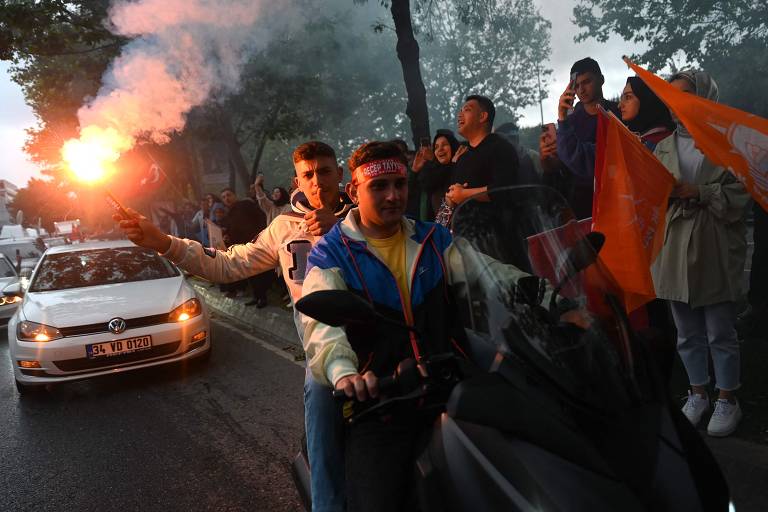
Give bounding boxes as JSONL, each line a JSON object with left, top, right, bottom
{"left": 86, "top": 336, "right": 153, "bottom": 359}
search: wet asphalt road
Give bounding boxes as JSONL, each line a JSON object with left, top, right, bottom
{"left": 0, "top": 320, "right": 305, "bottom": 512}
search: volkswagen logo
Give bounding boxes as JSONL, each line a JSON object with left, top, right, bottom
{"left": 108, "top": 318, "right": 127, "bottom": 334}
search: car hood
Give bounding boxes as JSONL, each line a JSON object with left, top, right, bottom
{"left": 22, "top": 277, "right": 189, "bottom": 327}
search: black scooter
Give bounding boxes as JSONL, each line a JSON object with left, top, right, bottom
{"left": 291, "top": 187, "right": 730, "bottom": 511}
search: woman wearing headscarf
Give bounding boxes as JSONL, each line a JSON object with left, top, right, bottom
{"left": 412, "top": 129, "right": 460, "bottom": 225}
{"left": 619, "top": 76, "right": 675, "bottom": 150}
{"left": 253, "top": 174, "right": 292, "bottom": 225}
{"left": 652, "top": 70, "right": 750, "bottom": 437}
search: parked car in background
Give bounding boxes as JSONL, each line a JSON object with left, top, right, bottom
{"left": 6, "top": 240, "right": 211, "bottom": 393}
{"left": 42, "top": 236, "right": 70, "bottom": 249}
{"left": 0, "top": 253, "right": 22, "bottom": 324}
{"left": 0, "top": 238, "right": 43, "bottom": 277}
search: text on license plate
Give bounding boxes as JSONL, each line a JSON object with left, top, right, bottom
{"left": 87, "top": 336, "right": 152, "bottom": 359}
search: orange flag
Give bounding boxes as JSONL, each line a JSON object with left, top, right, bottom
{"left": 626, "top": 58, "right": 768, "bottom": 211}
{"left": 592, "top": 109, "right": 675, "bottom": 313}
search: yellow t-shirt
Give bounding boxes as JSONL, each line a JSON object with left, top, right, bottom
{"left": 365, "top": 228, "right": 413, "bottom": 324}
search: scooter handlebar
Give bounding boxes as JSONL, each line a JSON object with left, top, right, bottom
{"left": 331, "top": 375, "right": 395, "bottom": 399}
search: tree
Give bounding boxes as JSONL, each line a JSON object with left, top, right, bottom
{"left": 573, "top": 0, "right": 768, "bottom": 115}
{"left": 8, "top": 178, "right": 76, "bottom": 233}
{"left": 358, "top": 0, "right": 430, "bottom": 148}
{"left": 0, "top": 1, "right": 121, "bottom": 170}
{"left": 415, "top": 0, "right": 552, "bottom": 128}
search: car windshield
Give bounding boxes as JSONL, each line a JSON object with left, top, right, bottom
{"left": 29, "top": 247, "right": 179, "bottom": 292}
{"left": 0, "top": 257, "right": 16, "bottom": 277}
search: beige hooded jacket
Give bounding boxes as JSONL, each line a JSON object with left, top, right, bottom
{"left": 651, "top": 70, "right": 749, "bottom": 308}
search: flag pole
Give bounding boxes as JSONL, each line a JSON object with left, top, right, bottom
{"left": 537, "top": 63, "right": 545, "bottom": 126}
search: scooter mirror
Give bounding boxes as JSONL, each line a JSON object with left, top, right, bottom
{"left": 295, "top": 290, "right": 376, "bottom": 327}
{"left": 549, "top": 231, "right": 606, "bottom": 318}
{"left": 566, "top": 231, "right": 605, "bottom": 276}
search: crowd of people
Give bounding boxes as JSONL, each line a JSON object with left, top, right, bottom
{"left": 157, "top": 177, "right": 295, "bottom": 307}
{"left": 114, "top": 55, "right": 766, "bottom": 512}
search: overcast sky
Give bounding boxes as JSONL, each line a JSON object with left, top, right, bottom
{"left": 0, "top": 0, "right": 642, "bottom": 188}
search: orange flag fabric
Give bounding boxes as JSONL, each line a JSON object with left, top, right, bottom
{"left": 592, "top": 109, "right": 675, "bottom": 313}
{"left": 626, "top": 58, "right": 768, "bottom": 211}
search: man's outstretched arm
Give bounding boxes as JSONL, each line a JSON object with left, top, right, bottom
{"left": 116, "top": 209, "right": 279, "bottom": 284}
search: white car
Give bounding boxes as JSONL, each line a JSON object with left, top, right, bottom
{"left": 7, "top": 240, "right": 211, "bottom": 393}
{"left": 0, "top": 253, "right": 22, "bottom": 323}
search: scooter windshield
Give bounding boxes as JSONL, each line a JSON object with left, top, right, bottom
{"left": 448, "top": 185, "right": 641, "bottom": 408}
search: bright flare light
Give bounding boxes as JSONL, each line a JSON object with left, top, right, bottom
{"left": 61, "top": 126, "right": 133, "bottom": 184}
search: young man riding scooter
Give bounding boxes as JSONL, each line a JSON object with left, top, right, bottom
{"left": 301, "top": 141, "right": 458, "bottom": 511}
{"left": 116, "top": 141, "right": 351, "bottom": 512}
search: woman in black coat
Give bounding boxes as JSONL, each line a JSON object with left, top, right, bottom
{"left": 412, "top": 129, "right": 460, "bottom": 222}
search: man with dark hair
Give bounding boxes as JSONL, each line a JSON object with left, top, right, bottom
{"left": 302, "top": 140, "right": 456, "bottom": 511}
{"left": 217, "top": 187, "right": 268, "bottom": 301}
{"left": 446, "top": 95, "right": 519, "bottom": 207}
{"left": 116, "top": 140, "right": 353, "bottom": 512}
{"left": 555, "top": 57, "right": 620, "bottom": 218}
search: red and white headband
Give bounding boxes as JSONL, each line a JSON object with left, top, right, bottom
{"left": 352, "top": 158, "right": 407, "bottom": 184}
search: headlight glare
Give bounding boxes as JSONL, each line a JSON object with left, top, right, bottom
{"left": 169, "top": 298, "right": 202, "bottom": 322}
{"left": 17, "top": 321, "right": 63, "bottom": 342}
{"left": 0, "top": 295, "right": 21, "bottom": 306}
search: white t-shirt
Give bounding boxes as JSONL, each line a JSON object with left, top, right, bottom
{"left": 676, "top": 133, "right": 705, "bottom": 184}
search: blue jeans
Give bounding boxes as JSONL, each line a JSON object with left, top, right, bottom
{"left": 671, "top": 301, "right": 741, "bottom": 391}
{"left": 304, "top": 368, "right": 346, "bottom": 511}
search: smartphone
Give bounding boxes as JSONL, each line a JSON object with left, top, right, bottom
{"left": 419, "top": 136, "right": 431, "bottom": 148}
{"left": 566, "top": 72, "right": 579, "bottom": 114}
{"left": 542, "top": 123, "right": 556, "bottom": 144}
{"left": 105, "top": 191, "right": 131, "bottom": 220}
{"left": 568, "top": 71, "right": 578, "bottom": 91}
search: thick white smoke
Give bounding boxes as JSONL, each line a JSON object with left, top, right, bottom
{"left": 81, "top": 0, "right": 269, "bottom": 145}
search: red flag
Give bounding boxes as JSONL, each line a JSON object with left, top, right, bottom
{"left": 592, "top": 109, "right": 675, "bottom": 313}
{"left": 626, "top": 58, "right": 768, "bottom": 211}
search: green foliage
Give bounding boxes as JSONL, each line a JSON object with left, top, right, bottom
{"left": 1, "top": 1, "right": 122, "bottom": 169}
{"left": 415, "top": 0, "right": 552, "bottom": 128}
{"left": 7, "top": 178, "right": 74, "bottom": 232}
{"left": 574, "top": 0, "right": 767, "bottom": 70}
{"left": 574, "top": 0, "right": 768, "bottom": 116}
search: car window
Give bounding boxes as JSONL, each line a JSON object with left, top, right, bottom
{"left": 29, "top": 247, "right": 179, "bottom": 292}
{"left": 0, "top": 257, "right": 15, "bottom": 277}
{"left": 0, "top": 243, "right": 43, "bottom": 261}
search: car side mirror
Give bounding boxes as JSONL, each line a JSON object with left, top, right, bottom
{"left": 3, "top": 282, "right": 23, "bottom": 298}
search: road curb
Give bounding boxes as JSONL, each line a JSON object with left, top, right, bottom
{"left": 189, "top": 278, "right": 302, "bottom": 351}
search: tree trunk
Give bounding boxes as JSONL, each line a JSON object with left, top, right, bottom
{"left": 249, "top": 131, "right": 269, "bottom": 182}
{"left": 390, "top": 0, "right": 430, "bottom": 148}
{"left": 217, "top": 109, "right": 253, "bottom": 193}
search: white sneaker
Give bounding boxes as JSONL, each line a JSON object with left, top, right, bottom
{"left": 681, "top": 391, "right": 710, "bottom": 426}
{"left": 707, "top": 399, "right": 742, "bottom": 437}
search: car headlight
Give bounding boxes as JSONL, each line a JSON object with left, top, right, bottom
{"left": 169, "top": 298, "right": 202, "bottom": 322}
{"left": 0, "top": 295, "right": 21, "bottom": 306}
{"left": 17, "top": 321, "right": 63, "bottom": 342}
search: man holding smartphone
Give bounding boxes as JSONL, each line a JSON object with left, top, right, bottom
{"left": 555, "top": 57, "right": 620, "bottom": 219}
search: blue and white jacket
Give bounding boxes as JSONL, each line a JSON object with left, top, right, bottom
{"left": 301, "top": 208, "right": 455, "bottom": 386}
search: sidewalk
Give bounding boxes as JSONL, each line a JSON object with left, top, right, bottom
{"left": 188, "top": 277, "right": 304, "bottom": 360}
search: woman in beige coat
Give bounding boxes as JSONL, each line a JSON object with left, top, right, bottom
{"left": 651, "top": 70, "right": 749, "bottom": 437}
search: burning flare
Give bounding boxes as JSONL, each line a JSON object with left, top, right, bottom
{"left": 61, "top": 126, "right": 133, "bottom": 183}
